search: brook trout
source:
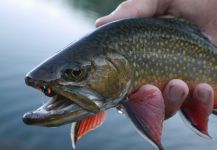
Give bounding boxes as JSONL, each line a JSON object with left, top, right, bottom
{"left": 23, "top": 18, "right": 217, "bottom": 150}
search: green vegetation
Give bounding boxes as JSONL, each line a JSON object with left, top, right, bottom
{"left": 65, "top": 0, "right": 123, "bottom": 17}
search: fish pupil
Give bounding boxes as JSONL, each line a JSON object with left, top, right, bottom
{"left": 72, "top": 69, "right": 81, "bottom": 77}
{"left": 65, "top": 69, "right": 82, "bottom": 77}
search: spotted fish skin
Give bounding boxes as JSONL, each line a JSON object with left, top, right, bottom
{"left": 23, "top": 17, "right": 217, "bottom": 127}
{"left": 23, "top": 18, "right": 217, "bottom": 149}
{"left": 95, "top": 18, "right": 217, "bottom": 106}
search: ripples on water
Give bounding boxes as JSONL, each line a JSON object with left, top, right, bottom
{"left": 0, "top": 0, "right": 217, "bottom": 150}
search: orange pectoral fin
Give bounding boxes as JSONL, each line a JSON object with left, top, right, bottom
{"left": 71, "top": 111, "right": 106, "bottom": 149}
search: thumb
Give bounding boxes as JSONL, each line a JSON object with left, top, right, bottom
{"left": 95, "top": 0, "right": 158, "bottom": 27}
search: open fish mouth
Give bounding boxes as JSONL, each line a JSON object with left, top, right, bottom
{"left": 23, "top": 94, "right": 90, "bottom": 127}
{"left": 23, "top": 77, "right": 103, "bottom": 127}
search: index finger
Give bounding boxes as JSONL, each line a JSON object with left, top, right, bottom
{"left": 95, "top": 0, "right": 158, "bottom": 27}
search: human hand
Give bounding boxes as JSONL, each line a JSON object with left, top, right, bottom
{"left": 125, "top": 83, "right": 214, "bottom": 149}
{"left": 95, "top": 0, "right": 215, "bottom": 129}
{"left": 95, "top": 0, "right": 217, "bottom": 45}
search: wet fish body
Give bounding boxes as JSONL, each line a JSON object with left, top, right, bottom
{"left": 98, "top": 18, "right": 217, "bottom": 94}
{"left": 23, "top": 18, "right": 217, "bottom": 149}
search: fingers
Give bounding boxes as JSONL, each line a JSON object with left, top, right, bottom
{"left": 180, "top": 83, "right": 214, "bottom": 138}
{"left": 167, "top": 0, "right": 217, "bottom": 46}
{"left": 163, "top": 79, "right": 189, "bottom": 119}
{"left": 193, "top": 83, "right": 214, "bottom": 106}
{"left": 95, "top": 0, "right": 217, "bottom": 47}
{"left": 95, "top": 0, "right": 158, "bottom": 27}
{"left": 131, "top": 84, "right": 163, "bottom": 100}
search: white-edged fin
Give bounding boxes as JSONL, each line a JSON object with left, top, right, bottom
{"left": 136, "top": 129, "right": 161, "bottom": 150}
{"left": 121, "top": 86, "right": 165, "bottom": 150}
{"left": 179, "top": 111, "right": 212, "bottom": 140}
{"left": 71, "top": 122, "right": 77, "bottom": 149}
{"left": 124, "top": 108, "right": 161, "bottom": 150}
{"left": 70, "top": 112, "right": 106, "bottom": 149}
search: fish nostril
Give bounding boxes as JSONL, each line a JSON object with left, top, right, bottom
{"left": 25, "top": 76, "right": 34, "bottom": 86}
{"left": 25, "top": 76, "right": 55, "bottom": 96}
{"left": 25, "top": 76, "right": 43, "bottom": 89}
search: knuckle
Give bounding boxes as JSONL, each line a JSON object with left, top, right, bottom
{"left": 119, "top": 1, "right": 130, "bottom": 9}
{"left": 140, "top": 84, "right": 161, "bottom": 93}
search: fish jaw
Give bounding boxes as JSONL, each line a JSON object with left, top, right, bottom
{"left": 23, "top": 76, "right": 104, "bottom": 127}
{"left": 22, "top": 95, "right": 90, "bottom": 127}
{"left": 23, "top": 50, "right": 133, "bottom": 126}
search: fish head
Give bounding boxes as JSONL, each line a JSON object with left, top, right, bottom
{"left": 23, "top": 37, "right": 133, "bottom": 127}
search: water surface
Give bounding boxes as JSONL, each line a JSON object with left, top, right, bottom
{"left": 1, "top": 1, "right": 217, "bottom": 150}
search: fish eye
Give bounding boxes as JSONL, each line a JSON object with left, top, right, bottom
{"left": 63, "top": 67, "right": 85, "bottom": 81}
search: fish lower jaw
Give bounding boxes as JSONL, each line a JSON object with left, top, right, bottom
{"left": 22, "top": 95, "right": 88, "bottom": 127}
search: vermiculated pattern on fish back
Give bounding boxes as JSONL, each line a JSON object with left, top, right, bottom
{"left": 100, "top": 18, "right": 217, "bottom": 92}
{"left": 23, "top": 17, "right": 217, "bottom": 150}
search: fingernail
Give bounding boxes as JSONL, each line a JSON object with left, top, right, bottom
{"left": 196, "top": 90, "right": 211, "bottom": 102}
{"left": 169, "top": 85, "right": 186, "bottom": 101}
{"left": 95, "top": 18, "right": 101, "bottom": 24}
{"left": 95, "top": 17, "right": 105, "bottom": 27}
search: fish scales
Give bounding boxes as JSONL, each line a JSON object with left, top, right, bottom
{"left": 92, "top": 18, "right": 217, "bottom": 103}
{"left": 23, "top": 18, "right": 217, "bottom": 149}
{"left": 23, "top": 18, "right": 217, "bottom": 127}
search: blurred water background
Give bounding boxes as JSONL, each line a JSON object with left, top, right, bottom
{"left": 1, "top": 0, "right": 217, "bottom": 150}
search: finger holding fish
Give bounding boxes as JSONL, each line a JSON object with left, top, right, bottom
{"left": 23, "top": 18, "right": 217, "bottom": 150}
{"left": 163, "top": 79, "right": 189, "bottom": 119}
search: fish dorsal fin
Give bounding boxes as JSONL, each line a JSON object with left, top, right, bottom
{"left": 122, "top": 85, "right": 165, "bottom": 150}
{"left": 71, "top": 111, "right": 106, "bottom": 149}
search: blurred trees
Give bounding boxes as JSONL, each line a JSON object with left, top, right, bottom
{"left": 66, "top": 0, "right": 123, "bottom": 17}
